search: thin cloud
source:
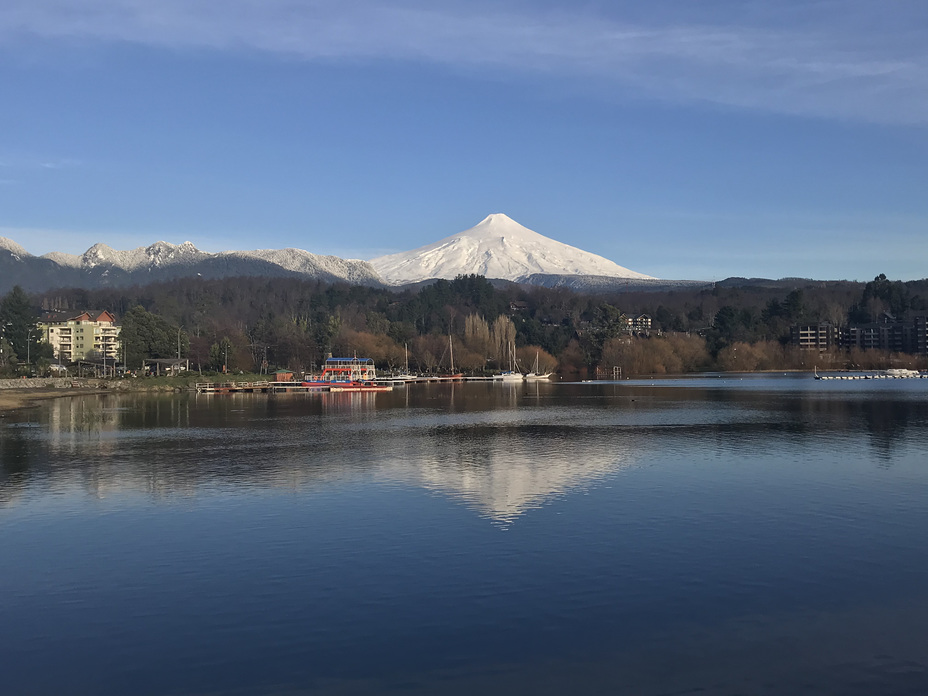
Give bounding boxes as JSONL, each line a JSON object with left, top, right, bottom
{"left": 0, "top": 154, "right": 80, "bottom": 171}
{"left": 38, "top": 158, "right": 80, "bottom": 170}
{"left": 1, "top": 1, "right": 926, "bottom": 123}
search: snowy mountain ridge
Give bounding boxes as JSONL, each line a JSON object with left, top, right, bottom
{"left": 0, "top": 236, "right": 30, "bottom": 260}
{"left": 370, "top": 214, "right": 654, "bottom": 284}
{"left": 44, "top": 240, "right": 209, "bottom": 271}
{"left": 2, "top": 215, "right": 655, "bottom": 294}
{"left": 0, "top": 238, "right": 383, "bottom": 293}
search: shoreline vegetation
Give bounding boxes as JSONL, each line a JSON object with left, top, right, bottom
{"left": 2, "top": 274, "right": 926, "bottom": 391}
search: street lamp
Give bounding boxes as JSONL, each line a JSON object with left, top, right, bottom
{"left": 25, "top": 326, "right": 35, "bottom": 375}
{"left": 173, "top": 326, "right": 188, "bottom": 377}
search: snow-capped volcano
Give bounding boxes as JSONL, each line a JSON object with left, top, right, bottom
{"left": 370, "top": 214, "right": 654, "bottom": 284}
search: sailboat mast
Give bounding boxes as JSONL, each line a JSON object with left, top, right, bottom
{"left": 449, "top": 334, "right": 454, "bottom": 373}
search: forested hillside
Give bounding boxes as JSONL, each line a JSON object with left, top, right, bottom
{"left": 11, "top": 274, "right": 928, "bottom": 376}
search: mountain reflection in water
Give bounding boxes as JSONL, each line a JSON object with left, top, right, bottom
{"left": 2, "top": 377, "right": 928, "bottom": 695}
{"left": 3, "top": 386, "right": 639, "bottom": 522}
{"left": 4, "top": 378, "right": 925, "bottom": 511}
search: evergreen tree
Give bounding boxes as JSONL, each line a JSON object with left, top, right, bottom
{"left": 208, "top": 337, "right": 234, "bottom": 372}
{"left": 0, "top": 337, "right": 17, "bottom": 375}
{"left": 119, "top": 305, "right": 188, "bottom": 368}
{"left": 0, "top": 286, "right": 39, "bottom": 367}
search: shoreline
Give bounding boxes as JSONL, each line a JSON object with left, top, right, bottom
{"left": 0, "top": 368, "right": 903, "bottom": 414}
{"left": 0, "top": 377, "right": 197, "bottom": 415}
{"left": 0, "top": 388, "right": 77, "bottom": 414}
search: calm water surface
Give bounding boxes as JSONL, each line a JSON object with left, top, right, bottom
{"left": 2, "top": 376, "right": 928, "bottom": 695}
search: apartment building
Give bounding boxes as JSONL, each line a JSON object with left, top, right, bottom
{"left": 790, "top": 322, "right": 843, "bottom": 351}
{"left": 38, "top": 310, "right": 121, "bottom": 363}
{"left": 630, "top": 314, "right": 652, "bottom": 335}
{"left": 792, "top": 316, "right": 928, "bottom": 356}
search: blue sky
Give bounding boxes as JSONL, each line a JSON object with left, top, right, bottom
{"left": 1, "top": 0, "right": 926, "bottom": 281}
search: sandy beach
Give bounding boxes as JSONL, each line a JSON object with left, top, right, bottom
{"left": 0, "top": 388, "right": 74, "bottom": 414}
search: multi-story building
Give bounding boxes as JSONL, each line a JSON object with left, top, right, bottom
{"left": 630, "top": 314, "right": 652, "bottom": 335}
{"left": 794, "top": 314, "right": 928, "bottom": 356}
{"left": 38, "top": 310, "right": 121, "bottom": 363}
{"left": 791, "top": 322, "right": 842, "bottom": 351}
{"left": 916, "top": 316, "right": 928, "bottom": 356}
{"left": 845, "top": 315, "right": 910, "bottom": 353}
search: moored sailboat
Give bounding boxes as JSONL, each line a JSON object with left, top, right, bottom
{"left": 494, "top": 342, "right": 524, "bottom": 382}
{"left": 438, "top": 334, "right": 464, "bottom": 381}
{"left": 523, "top": 351, "right": 552, "bottom": 381}
{"left": 392, "top": 343, "right": 418, "bottom": 382}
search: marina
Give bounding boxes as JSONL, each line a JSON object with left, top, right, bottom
{"left": 194, "top": 381, "right": 394, "bottom": 394}
{"left": 193, "top": 355, "right": 521, "bottom": 394}
{"left": 196, "top": 357, "right": 398, "bottom": 394}
{"left": 195, "top": 374, "right": 482, "bottom": 393}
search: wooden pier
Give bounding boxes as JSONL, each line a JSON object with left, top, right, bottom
{"left": 195, "top": 381, "right": 393, "bottom": 394}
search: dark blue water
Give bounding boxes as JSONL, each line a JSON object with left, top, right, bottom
{"left": 2, "top": 376, "right": 928, "bottom": 695}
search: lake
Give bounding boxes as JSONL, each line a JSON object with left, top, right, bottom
{"left": 2, "top": 375, "right": 928, "bottom": 695}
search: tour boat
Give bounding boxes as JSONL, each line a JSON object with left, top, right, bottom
{"left": 302, "top": 357, "right": 392, "bottom": 391}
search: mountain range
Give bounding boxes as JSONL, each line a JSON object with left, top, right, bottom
{"left": 0, "top": 214, "right": 660, "bottom": 294}
{"left": 0, "top": 237, "right": 382, "bottom": 294}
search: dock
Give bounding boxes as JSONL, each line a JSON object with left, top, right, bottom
{"left": 195, "top": 381, "right": 393, "bottom": 394}
{"left": 814, "top": 371, "right": 927, "bottom": 381}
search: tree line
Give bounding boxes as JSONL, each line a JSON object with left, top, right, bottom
{"left": 3, "top": 273, "right": 926, "bottom": 378}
